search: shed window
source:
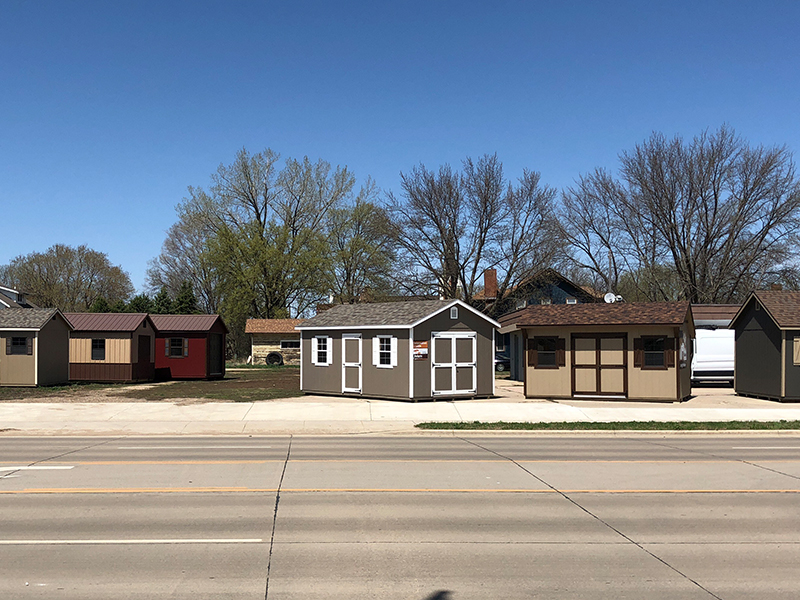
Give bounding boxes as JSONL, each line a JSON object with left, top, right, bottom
{"left": 8, "top": 337, "right": 30, "bottom": 355}
{"left": 527, "top": 337, "right": 566, "bottom": 368}
{"left": 450, "top": 306, "right": 458, "bottom": 319}
{"left": 373, "top": 335, "right": 398, "bottom": 368}
{"left": 312, "top": 336, "right": 332, "bottom": 366}
{"left": 635, "top": 336, "right": 673, "bottom": 369}
{"left": 91, "top": 339, "right": 105, "bottom": 361}
{"left": 169, "top": 338, "right": 186, "bottom": 358}
{"left": 281, "top": 340, "right": 301, "bottom": 350}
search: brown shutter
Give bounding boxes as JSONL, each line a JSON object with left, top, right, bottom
{"left": 633, "top": 337, "right": 643, "bottom": 368}
{"left": 5, "top": 337, "right": 10, "bottom": 355}
{"left": 183, "top": 338, "right": 189, "bottom": 357}
{"left": 27, "top": 337, "right": 33, "bottom": 355}
{"left": 556, "top": 338, "right": 566, "bottom": 367}
{"left": 527, "top": 338, "right": 538, "bottom": 367}
{"left": 165, "top": 339, "right": 170, "bottom": 357}
{"left": 665, "top": 337, "right": 675, "bottom": 368}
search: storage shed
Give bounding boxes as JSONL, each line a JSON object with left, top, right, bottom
{"left": 151, "top": 314, "right": 227, "bottom": 380}
{"left": 65, "top": 313, "right": 156, "bottom": 382}
{"left": 245, "top": 318, "right": 304, "bottom": 365}
{"left": 297, "top": 299, "right": 500, "bottom": 400}
{"left": 499, "top": 302, "right": 694, "bottom": 402}
{"left": 729, "top": 291, "right": 800, "bottom": 402}
{"left": 0, "top": 308, "right": 71, "bottom": 386}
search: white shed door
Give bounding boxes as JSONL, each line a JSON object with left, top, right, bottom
{"left": 342, "top": 334, "right": 362, "bottom": 394}
{"left": 431, "top": 332, "right": 477, "bottom": 395}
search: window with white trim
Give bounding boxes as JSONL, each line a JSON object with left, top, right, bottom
{"left": 317, "top": 336, "right": 328, "bottom": 364}
{"left": 566, "top": 297, "right": 577, "bottom": 304}
{"left": 373, "top": 335, "right": 398, "bottom": 368}
{"left": 312, "top": 336, "right": 332, "bottom": 366}
{"left": 450, "top": 306, "right": 458, "bottom": 319}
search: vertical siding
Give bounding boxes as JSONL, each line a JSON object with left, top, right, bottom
{"left": 69, "top": 334, "right": 131, "bottom": 364}
{"left": 734, "top": 299, "right": 782, "bottom": 399}
{"left": 783, "top": 330, "right": 800, "bottom": 400}
{"left": 37, "top": 315, "right": 70, "bottom": 386}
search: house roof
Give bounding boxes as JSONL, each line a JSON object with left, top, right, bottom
{"left": 297, "top": 299, "right": 500, "bottom": 329}
{"left": 245, "top": 318, "right": 305, "bottom": 334}
{"left": 473, "top": 268, "right": 602, "bottom": 302}
{"left": 691, "top": 304, "right": 740, "bottom": 328}
{"left": 499, "top": 301, "right": 691, "bottom": 330}
{"left": 0, "top": 308, "right": 66, "bottom": 330}
{"left": 150, "top": 314, "right": 228, "bottom": 333}
{"left": 65, "top": 312, "right": 150, "bottom": 332}
{"left": 731, "top": 291, "right": 800, "bottom": 330}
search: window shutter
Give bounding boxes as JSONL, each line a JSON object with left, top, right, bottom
{"left": 183, "top": 338, "right": 189, "bottom": 357}
{"left": 794, "top": 337, "right": 800, "bottom": 366}
{"left": 326, "top": 337, "right": 333, "bottom": 365}
{"left": 665, "top": 337, "right": 675, "bottom": 368}
{"left": 633, "top": 337, "right": 643, "bottom": 368}
{"left": 5, "top": 337, "right": 10, "bottom": 355}
{"left": 27, "top": 337, "right": 33, "bottom": 355}
{"left": 372, "top": 337, "right": 379, "bottom": 366}
{"left": 391, "top": 337, "right": 398, "bottom": 367}
{"left": 556, "top": 338, "right": 566, "bottom": 367}
{"left": 527, "top": 338, "right": 538, "bottom": 367}
{"left": 165, "top": 339, "right": 169, "bottom": 357}
{"left": 311, "top": 337, "right": 318, "bottom": 365}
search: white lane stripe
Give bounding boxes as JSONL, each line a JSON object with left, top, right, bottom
{"left": 117, "top": 446, "right": 273, "bottom": 449}
{"left": 0, "top": 539, "right": 263, "bottom": 545}
{"left": 731, "top": 447, "right": 800, "bottom": 450}
{"left": 0, "top": 466, "right": 74, "bottom": 472}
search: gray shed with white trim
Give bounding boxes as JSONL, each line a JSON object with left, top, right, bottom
{"left": 297, "top": 300, "right": 499, "bottom": 401}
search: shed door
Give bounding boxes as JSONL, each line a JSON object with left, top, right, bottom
{"left": 571, "top": 334, "right": 627, "bottom": 398}
{"left": 209, "top": 334, "right": 223, "bottom": 376}
{"left": 431, "top": 332, "right": 477, "bottom": 395}
{"left": 342, "top": 334, "right": 362, "bottom": 394}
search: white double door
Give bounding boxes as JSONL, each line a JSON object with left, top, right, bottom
{"left": 342, "top": 334, "right": 362, "bottom": 394}
{"left": 431, "top": 332, "right": 477, "bottom": 396}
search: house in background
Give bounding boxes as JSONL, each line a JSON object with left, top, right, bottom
{"left": 499, "top": 302, "right": 694, "bottom": 402}
{"left": 151, "top": 314, "right": 227, "bottom": 380}
{"left": 245, "top": 318, "right": 304, "bottom": 365}
{"left": 65, "top": 313, "right": 156, "bottom": 383}
{"left": 0, "top": 284, "right": 37, "bottom": 309}
{"left": 476, "top": 269, "right": 602, "bottom": 381}
{"left": 730, "top": 290, "right": 800, "bottom": 402}
{"left": 0, "top": 308, "right": 72, "bottom": 386}
{"left": 297, "top": 299, "right": 499, "bottom": 401}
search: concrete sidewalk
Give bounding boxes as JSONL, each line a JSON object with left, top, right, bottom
{"left": 2, "top": 382, "right": 800, "bottom": 435}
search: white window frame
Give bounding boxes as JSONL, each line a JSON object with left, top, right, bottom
{"left": 372, "top": 335, "right": 398, "bottom": 369}
{"left": 311, "top": 335, "right": 332, "bottom": 366}
{"left": 566, "top": 297, "right": 577, "bottom": 305}
{"left": 450, "top": 306, "right": 458, "bottom": 320}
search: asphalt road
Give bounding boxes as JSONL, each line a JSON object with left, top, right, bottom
{"left": 1, "top": 434, "right": 800, "bottom": 599}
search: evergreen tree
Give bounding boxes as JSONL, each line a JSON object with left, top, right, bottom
{"left": 109, "top": 299, "right": 127, "bottom": 313}
{"left": 89, "top": 297, "right": 111, "bottom": 312}
{"left": 153, "top": 287, "right": 174, "bottom": 314}
{"left": 127, "top": 293, "right": 154, "bottom": 313}
{"left": 173, "top": 280, "right": 200, "bottom": 314}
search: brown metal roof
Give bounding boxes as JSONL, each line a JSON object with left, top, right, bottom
{"left": 65, "top": 312, "right": 149, "bottom": 332}
{"left": 499, "top": 301, "right": 691, "bottom": 328}
{"left": 739, "top": 291, "right": 800, "bottom": 329}
{"left": 150, "top": 314, "right": 228, "bottom": 333}
{"left": 245, "top": 318, "right": 305, "bottom": 334}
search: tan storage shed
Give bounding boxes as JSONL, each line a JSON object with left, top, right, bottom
{"left": 0, "top": 308, "right": 72, "bottom": 387}
{"left": 245, "top": 318, "right": 304, "bottom": 365}
{"left": 65, "top": 313, "right": 156, "bottom": 382}
{"left": 499, "top": 302, "right": 694, "bottom": 402}
{"left": 298, "top": 300, "right": 500, "bottom": 401}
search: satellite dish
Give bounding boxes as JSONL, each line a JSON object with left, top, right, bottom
{"left": 604, "top": 292, "right": 616, "bottom": 304}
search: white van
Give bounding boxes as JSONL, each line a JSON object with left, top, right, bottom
{"left": 691, "top": 329, "right": 734, "bottom": 384}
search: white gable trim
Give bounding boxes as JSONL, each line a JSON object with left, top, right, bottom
{"left": 408, "top": 300, "right": 501, "bottom": 329}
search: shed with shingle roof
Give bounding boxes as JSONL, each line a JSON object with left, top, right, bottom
{"left": 729, "top": 291, "right": 800, "bottom": 401}
{"left": 151, "top": 314, "right": 228, "bottom": 380}
{"left": 245, "top": 318, "right": 304, "bottom": 366}
{"left": 0, "top": 308, "right": 72, "bottom": 386}
{"left": 297, "top": 300, "right": 500, "bottom": 401}
{"left": 498, "top": 302, "right": 694, "bottom": 402}
{"left": 65, "top": 313, "right": 156, "bottom": 383}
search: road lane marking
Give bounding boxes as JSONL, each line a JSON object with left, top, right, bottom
{"left": 1, "top": 487, "right": 800, "bottom": 494}
{"left": 0, "top": 538, "right": 263, "bottom": 545}
{"left": 116, "top": 446, "right": 274, "bottom": 449}
{"left": 0, "top": 466, "right": 74, "bottom": 471}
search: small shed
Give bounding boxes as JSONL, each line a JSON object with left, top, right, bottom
{"left": 499, "top": 302, "right": 694, "bottom": 402}
{"left": 151, "top": 314, "right": 228, "bottom": 380}
{"left": 245, "top": 318, "right": 304, "bottom": 365}
{"left": 65, "top": 313, "right": 156, "bottom": 382}
{"left": 0, "top": 308, "right": 72, "bottom": 386}
{"left": 729, "top": 291, "right": 800, "bottom": 402}
{"left": 297, "top": 299, "right": 500, "bottom": 401}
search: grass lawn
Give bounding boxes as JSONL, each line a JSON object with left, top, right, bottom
{"left": 117, "top": 366, "right": 302, "bottom": 402}
{"left": 416, "top": 420, "right": 800, "bottom": 431}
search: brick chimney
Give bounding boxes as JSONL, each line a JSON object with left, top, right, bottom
{"left": 483, "top": 269, "right": 498, "bottom": 300}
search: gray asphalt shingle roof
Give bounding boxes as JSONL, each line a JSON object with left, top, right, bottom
{"left": 0, "top": 308, "right": 61, "bottom": 330}
{"left": 298, "top": 300, "right": 459, "bottom": 328}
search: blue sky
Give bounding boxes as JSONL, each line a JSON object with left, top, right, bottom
{"left": 2, "top": 1, "right": 799, "bottom": 291}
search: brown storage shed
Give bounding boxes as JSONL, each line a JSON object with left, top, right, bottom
{"left": 499, "top": 302, "right": 694, "bottom": 402}
{"left": 730, "top": 290, "right": 800, "bottom": 402}
{"left": 65, "top": 313, "right": 156, "bottom": 382}
{"left": 297, "top": 300, "right": 500, "bottom": 401}
{"left": 151, "top": 314, "right": 227, "bottom": 380}
{"left": 245, "top": 318, "right": 304, "bottom": 365}
{"left": 0, "top": 308, "right": 72, "bottom": 386}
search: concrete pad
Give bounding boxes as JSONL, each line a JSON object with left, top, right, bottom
{"left": 108, "top": 402, "right": 253, "bottom": 421}
{"left": 246, "top": 401, "right": 371, "bottom": 421}
{"left": 368, "top": 400, "right": 462, "bottom": 421}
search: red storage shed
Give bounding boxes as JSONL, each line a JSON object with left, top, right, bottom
{"left": 151, "top": 315, "right": 228, "bottom": 380}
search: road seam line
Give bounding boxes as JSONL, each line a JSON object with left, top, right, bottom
{"left": 264, "top": 434, "right": 292, "bottom": 600}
